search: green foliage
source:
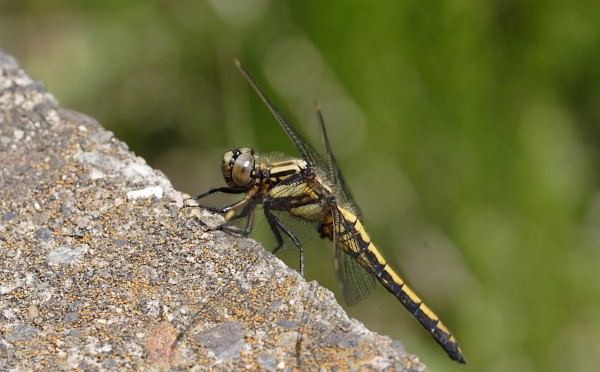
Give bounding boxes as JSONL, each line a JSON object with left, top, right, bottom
{"left": 3, "top": 1, "right": 600, "bottom": 369}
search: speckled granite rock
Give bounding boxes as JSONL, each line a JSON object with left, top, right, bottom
{"left": 0, "top": 49, "right": 426, "bottom": 371}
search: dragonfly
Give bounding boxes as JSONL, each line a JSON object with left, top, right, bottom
{"left": 192, "top": 59, "right": 465, "bottom": 363}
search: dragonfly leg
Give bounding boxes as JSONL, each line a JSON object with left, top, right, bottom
{"left": 189, "top": 189, "right": 256, "bottom": 217}
{"left": 186, "top": 186, "right": 246, "bottom": 212}
{"left": 190, "top": 186, "right": 245, "bottom": 200}
{"left": 216, "top": 204, "right": 256, "bottom": 236}
{"left": 188, "top": 186, "right": 260, "bottom": 237}
{"left": 264, "top": 207, "right": 304, "bottom": 276}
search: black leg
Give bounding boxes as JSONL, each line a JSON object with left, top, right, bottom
{"left": 264, "top": 207, "right": 304, "bottom": 276}
{"left": 217, "top": 204, "right": 256, "bottom": 236}
{"left": 190, "top": 191, "right": 255, "bottom": 216}
{"left": 264, "top": 209, "right": 285, "bottom": 254}
{"left": 191, "top": 186, "right": 245, "bottom": 200}
{"left": 185, "top": 186, "right": 246, "bottom": 212}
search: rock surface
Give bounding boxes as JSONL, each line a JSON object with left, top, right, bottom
{"left": 0, "top": 49, "right": 426, "bottom": 371}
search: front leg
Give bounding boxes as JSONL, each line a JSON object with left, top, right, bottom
{"left": 187, "top": 187, "right": 254, "bottom": 216}
{"left": 191, "top": 188, "right": 260, "bottom": 237}
{"left": 191, "top": 186, "right": 246, "bottom": 200}
{"left": 186, "top": 186, "right": 246, "bottom": 212}
{"left": 217, "top": 203, "right": 257, "bottom": 236}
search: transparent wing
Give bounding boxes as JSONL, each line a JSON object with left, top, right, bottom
{"left": 234, "top": 59, "right": 326, "bottom": 171}
{"left": 330, "top": 202, "right": 377, "bottom": 305}
{"left": 314, "top": 103, "right": 362, "bottom": 218}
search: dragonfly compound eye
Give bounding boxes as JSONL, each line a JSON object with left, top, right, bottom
{"left": 223, "top": 148, "right": 255, "bottom": 187}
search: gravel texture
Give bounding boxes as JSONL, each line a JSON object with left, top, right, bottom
{"left": 0, "top": 49, "right": 426, "bottom": 371}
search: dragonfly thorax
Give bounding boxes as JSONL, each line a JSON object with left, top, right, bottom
{"left": 221, "top": 147, "right": 256, "bottom": 188}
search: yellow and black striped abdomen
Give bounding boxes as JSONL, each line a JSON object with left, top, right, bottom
{"left": 322, "top": 206, "right": 465, "bottom": 363}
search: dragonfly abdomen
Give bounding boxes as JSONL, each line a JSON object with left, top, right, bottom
{"left": 332, "top": 207, "right": 466, "bottom": 363}
{"left": 378, "top": 264, "right": 465, "bottom": 363}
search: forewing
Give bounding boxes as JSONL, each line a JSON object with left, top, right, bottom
{"left": 235, "top": 59, "right": 324, "bottom": 170}
{"left": 330, "top": 202, "right": 377, "bottom": 306}
{"left": 314, "top": 103, "right": 362, "bottom": 218}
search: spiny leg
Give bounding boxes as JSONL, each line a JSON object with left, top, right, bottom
{"left": 264, "top": 207, "right": 305, "bottom": 276}
{"left": 186, "top": 186, "right": 259, "bottom": 236}
{"left": 217, "top": 204, "right": 256, "bottom": 236}
{"left": 191, "top": 186, "right": 246, "bottom": 200}
{"left": 186, "top": 186, "right": 246, "bottom": 213}
{"left": 188, "top": 189, "right": 256, "bottom": 221}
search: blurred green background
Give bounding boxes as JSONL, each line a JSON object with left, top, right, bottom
{"left": 2, "top": 1, "right": 600, "bottom": 370}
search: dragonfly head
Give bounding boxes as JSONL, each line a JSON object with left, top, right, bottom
{"left": 222, "top": 147, "right": 256, "bottom": 188}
